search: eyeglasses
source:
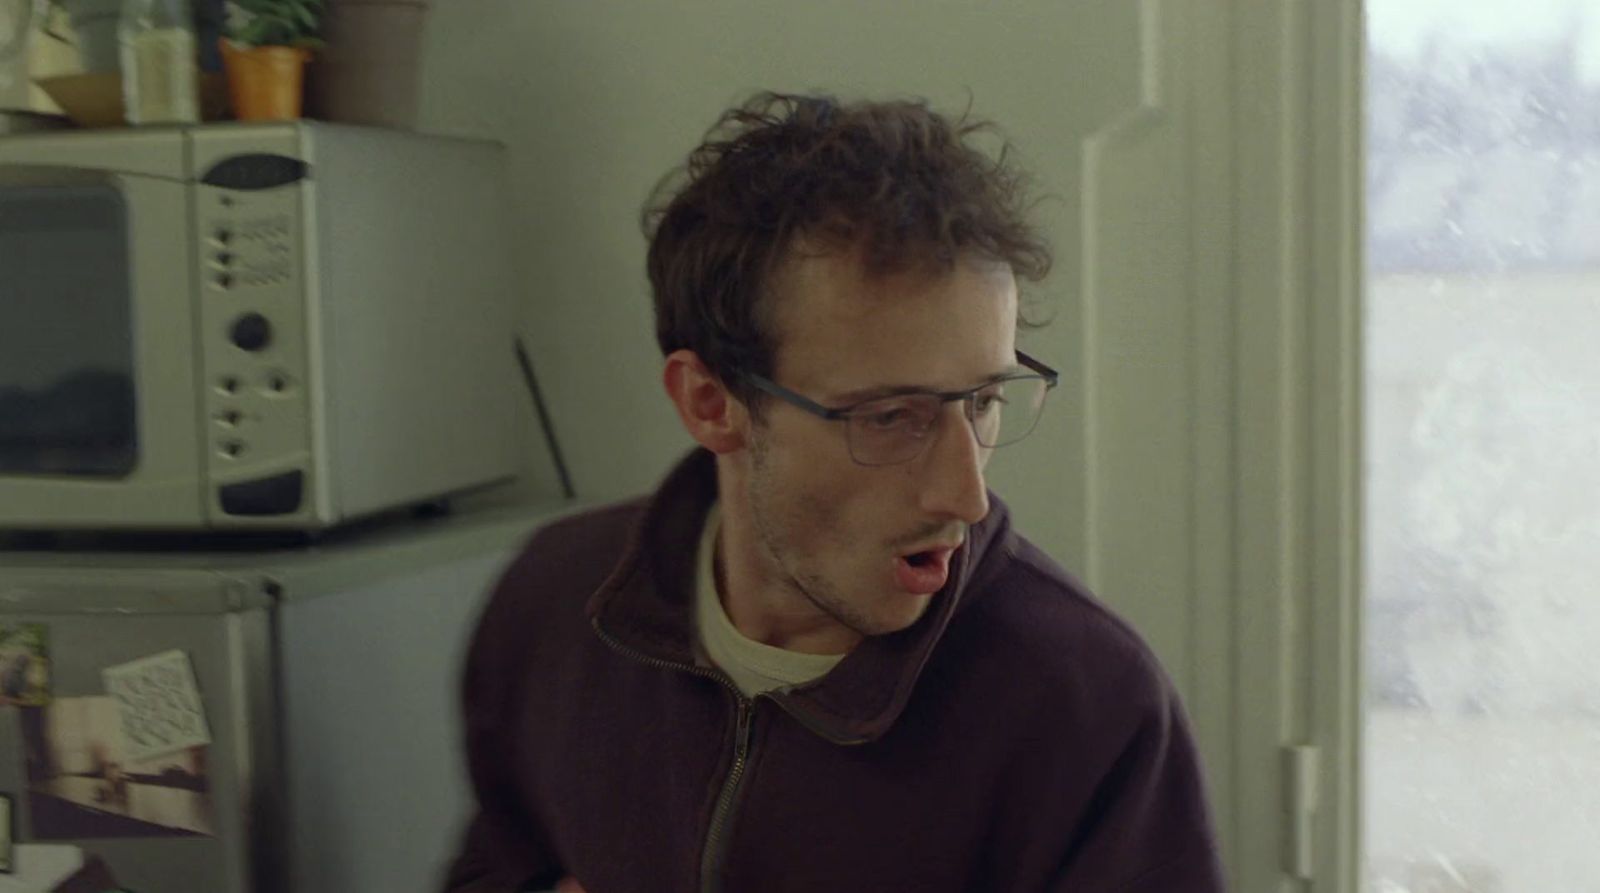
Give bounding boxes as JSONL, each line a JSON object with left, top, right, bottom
{"left": 743, "top": 351, "right": 1059, "bottom": 467}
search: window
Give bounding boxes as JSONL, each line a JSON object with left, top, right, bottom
{"left": 1364, "top": 1, "right": 1600, "bottom": 889}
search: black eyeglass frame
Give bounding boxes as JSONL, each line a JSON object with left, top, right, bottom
{"left": 741, "top": 350, "right": 1060, "bottom": 463}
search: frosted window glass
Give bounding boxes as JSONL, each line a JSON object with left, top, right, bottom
{"left": 1365, "top": 2, "right": 1600, "bottom": 890}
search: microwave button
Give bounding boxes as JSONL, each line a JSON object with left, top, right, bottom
{"left": 219, "top": 470, "right": 305, "bottom": 517}
{"left": 230, "top": 313, "right": 273, "bottom": 352}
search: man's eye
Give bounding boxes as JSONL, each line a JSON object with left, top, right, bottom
{"left": 864, "top": 408, "right": 914, "bottom": 430}
{"left": 974, "top": 392, "right": 1008, "bottom": 414}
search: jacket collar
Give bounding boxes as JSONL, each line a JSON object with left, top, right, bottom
{"left": 587, "top": 448, "right": 1014, "bottom": 744}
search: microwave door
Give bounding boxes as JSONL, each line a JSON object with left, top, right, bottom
{"left": 0, "top": 161, "right": 207, "bottom": 530}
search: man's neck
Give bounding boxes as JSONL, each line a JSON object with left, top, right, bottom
{"left": 712, "top": 503, "right": 860, "bottom": 656}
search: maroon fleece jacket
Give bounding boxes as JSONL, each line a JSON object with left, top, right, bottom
{"left": 443, "top": 449, "right": 1227, "bottom": 892}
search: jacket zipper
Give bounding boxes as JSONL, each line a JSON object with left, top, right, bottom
{"left": 699, "top": 694, "right": 755, "bottom": 893}
{"left": 590, "top": 618, "right": 758, "bottom": 893}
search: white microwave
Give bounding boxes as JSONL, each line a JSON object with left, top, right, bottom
{"left": 0, "top": 122, "right": 523, "bottom": 532}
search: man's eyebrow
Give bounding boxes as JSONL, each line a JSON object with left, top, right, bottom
{"left": 827, "top": 366, "right": 1024, "bottom": 404}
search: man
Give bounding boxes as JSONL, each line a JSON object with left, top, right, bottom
{"left": 444, "top": 92, "right": 1226, "bottom": 892}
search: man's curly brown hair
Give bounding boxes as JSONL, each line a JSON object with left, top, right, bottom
{"left": 642, "top": 91, "right": 1053, "bottom": 415}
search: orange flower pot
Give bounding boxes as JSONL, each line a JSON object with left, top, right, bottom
{"left": 220, "top": 39, "right": 312, "bottom": 121}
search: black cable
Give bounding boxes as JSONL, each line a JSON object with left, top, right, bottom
{"left": 513, "top": 336, "right": 576, "bottom": 500}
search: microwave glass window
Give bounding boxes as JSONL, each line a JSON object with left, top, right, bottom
{"left": 0, "top": 185, "right": 137, "bottom": 477}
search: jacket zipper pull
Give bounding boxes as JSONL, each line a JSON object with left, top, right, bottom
{"left": 735, "top": 698, "right": 753, "bottom": 747}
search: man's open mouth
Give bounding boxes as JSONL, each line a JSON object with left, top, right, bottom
{"left": 894, "top": 547, "right": 956, "bottom": 595}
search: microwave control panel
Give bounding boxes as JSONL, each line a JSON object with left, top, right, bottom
{"left": 193, "top": 152, "right": 315, "bottom": 523}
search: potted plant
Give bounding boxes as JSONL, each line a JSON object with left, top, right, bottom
{"left": 219, "top": 0, "right": 325, "bottom": 120}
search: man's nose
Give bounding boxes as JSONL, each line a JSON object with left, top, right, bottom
{"left": 917, "top": 403, "right": 991, "bottom": 525}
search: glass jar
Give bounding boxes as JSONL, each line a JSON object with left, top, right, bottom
{"left": 118, "top": 0, "right": 199, "bottom": 124}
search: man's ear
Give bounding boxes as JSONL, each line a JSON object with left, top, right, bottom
{"left": 662, "top": 349, "right": 749, "bottom": 454}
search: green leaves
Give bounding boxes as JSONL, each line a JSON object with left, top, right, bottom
{"left": 224, "top": 0, "right": 326, "bottom": 48}
{"left": 0, "top": 623, "right": 46, "bottom": 656}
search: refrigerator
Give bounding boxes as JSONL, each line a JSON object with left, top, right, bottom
{"left": 0, "top": 498, "right": 589, "bottom": 893}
